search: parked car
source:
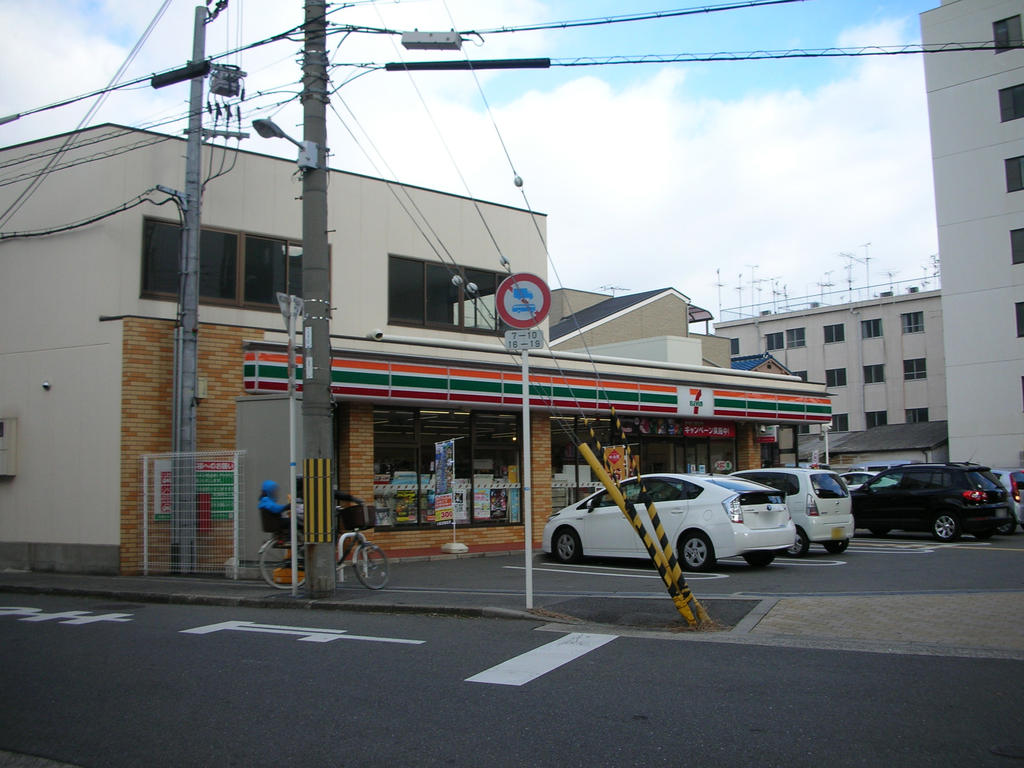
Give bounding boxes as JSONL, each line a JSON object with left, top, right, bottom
{"left": 839, "top": 471, "right": 877, "bottom": 491}
{"left": 988, "top": 468, "right": 1024, "bottom": 535}
{"left": 732, "top": 468, "right": 855, "bottom": 556}
{"left": 542, "top": 474, "right": 794, "bottom": 572}
{"left": 851, "top": 463, "right": 1011, "bottom": 541}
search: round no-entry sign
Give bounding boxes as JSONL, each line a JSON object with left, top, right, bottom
{"left": 496, "top": 273, "right": 551, "bottom": 329}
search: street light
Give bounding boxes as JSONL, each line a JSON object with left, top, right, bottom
{"left": 252, "top": 118, "right": 319, "bottom": 170}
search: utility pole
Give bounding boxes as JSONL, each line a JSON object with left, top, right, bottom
{"left": 301, "top": 0, "right": 336, "bottom": 596}
{"left": 170, "top": 5, "right": 208, "bottom": 574}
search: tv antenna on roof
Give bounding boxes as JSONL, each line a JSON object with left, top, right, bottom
{"left": 599, "top": 285, "right": 628, "bottom": 297}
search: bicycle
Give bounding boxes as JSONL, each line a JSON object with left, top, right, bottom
{"left": 257, "top": 507, "right": 305, "bottom": 590}
{"left": 335, "top": 500, "right": 389, "bottom": 590}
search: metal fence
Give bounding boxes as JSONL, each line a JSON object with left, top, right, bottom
{"left": 140, "top": 451, "right": 246, "bottom": 578}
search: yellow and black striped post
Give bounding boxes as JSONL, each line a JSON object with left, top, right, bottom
{"left": 302, "top": 458, "right": 334, "bottom": 544}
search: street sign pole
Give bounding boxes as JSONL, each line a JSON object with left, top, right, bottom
{"left": 521, "top": 346, "right": 533, "bottom": 608}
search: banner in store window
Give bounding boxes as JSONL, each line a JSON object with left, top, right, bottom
{"left": 434, "top": 439, "right": 455, "bottom": 523}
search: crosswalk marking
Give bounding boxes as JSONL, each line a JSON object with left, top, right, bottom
{"left": 466, "top": 632, "right": 616, "bottom": 686}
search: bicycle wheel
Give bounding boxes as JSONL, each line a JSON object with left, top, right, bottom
{"left": 258, "top": 537, "right": 305, "bottom": 590}
{"left": 352, "top": 543, "right": 388, "bottom": 589}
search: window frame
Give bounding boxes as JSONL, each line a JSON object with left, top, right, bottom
{"left": 765, "top": 331, "right": 783, "bottom": 352}
{"left": 825, "top": 368, "right": 847, "bottom": 388}
{"left": 823, "top": 323, "right": 845, "bottom": 344}
{"left": 906, "top": 407, "right": 929, "bottom": 423}
{"left": 785, "top": 327, "right": 806, "bottom": 349}
{"left": 901, "top": 311, "right": 924, "bottom": 334}
{"left": 863, "top": 363, "right": 885, "bottom": 384}
{"left": 865, "top": 410, "right": 888, "bottom": 429}
{"left": 1006, "top": 156, "right": 1024, "bottom": 193}
{"left": 994, "top": 15, "right": 1023, "bottom": 53}
{"left": 831, "top": 413, "right": 849, "bottom": 433}
{"left": 140, "top": 217, "right": 306, "bottom": 310}
{"left": 1013, "top": 228, "right": 1024, "bottom": 265}
{"left": 1017, "top": 302, "right": 1024, "bottom": 337}
{"left": 999, "top": 83, "right": 1024, "bottom": 122}
{"left": 861, "top": 318, "right": 883, "bottom": 339}
{"left": 387, "top": 255, "right": 506, "bottom": 334}
{"left": 904, "top": 358, "right": 927, "bottom": 381}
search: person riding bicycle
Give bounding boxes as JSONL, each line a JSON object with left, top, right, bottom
{"left": 258, "top": 480, "right": 294, "bottom": 539}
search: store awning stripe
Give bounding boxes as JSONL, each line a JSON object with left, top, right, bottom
{"left": 242, "top": 351, "right": 830, "bottom": 422}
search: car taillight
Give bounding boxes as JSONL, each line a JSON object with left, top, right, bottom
{"left": 962, "top": 490, "right": 985, "bottom": 503}
{"left": 723, "top": 496, "right": 743, "bottom": 523}
{"left": 806, "top": 493, "right": 819, "bottom": 516}
{"left": 1012, "top": 477, "right": 1020, "bottom": 503}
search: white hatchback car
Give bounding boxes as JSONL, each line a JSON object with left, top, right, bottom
{"left": 542, "top": 474, "right": 794, "bottom": 572}
{"left": 731, "top": 468, "right": 855, "bottom": 556}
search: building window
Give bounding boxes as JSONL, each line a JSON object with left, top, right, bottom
{"left": 1000, "top": 84, "right": 1024, "bottom": 122}
{"left": 825, "top": 368, "right": 847, "bottom": 388}
{"left": 866, "top": 411, "right": 888, "bottom": 428}
{"left": 1007, "top": 156, "right": 1024, "bottom": 193}
{"left": 141, "top": 218, "right": 303, "bottom": 308}
{"left": 797, "top": 424, "right": 811, "bottom": 435}
{"left": 904, "top": 358, "right": 927, "bottom": 381}
{"left": 1012, "top": 229, "right": 1024, "bottom": 264}
{"left": 861, "top": 318, "right": 883, "bottom": 338}
{"left": 901, "top": 311, "right": 924, "bottom": 334}
{"left": 824, "top": 323, "right": 845, "bottom": 344}
{"left": 906, "top": 408, "right": 929, "bottom": 423}
{"left": 994, "top": 15, "right": 1023, "bottom": 53}
{"left": 765, "top": 332, "right": 783, "bottom": 351}
{"left": 1017, "top": 302, "right": 1024, "bottom": 337}
{"left": 786, "top": 327, "right": 806, "bottom": 348}
{"left": 792, "top": 370, "right": 808, "bottom": 382}
{"left": 831, "top": 413, "right": 849, "bottom": 432}
{"left": 729, "top": 337, "right": 740, "bottom": 355}
{"left": 387, "top": 256, "right": 503, "bottom": 333}
{"left": 864, "top": 364, "right": 885, "bottom": 384}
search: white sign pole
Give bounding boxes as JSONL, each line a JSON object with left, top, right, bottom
{"left": 522, "top": 348, "right": 533, "bottom": 609}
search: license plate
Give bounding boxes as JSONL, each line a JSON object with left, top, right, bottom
{"left": 831, "top": 527, "right": 844, "bottom": 540}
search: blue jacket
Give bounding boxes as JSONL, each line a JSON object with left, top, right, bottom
{"left": 258, "top": 480, "right": 290, "bottom": 516}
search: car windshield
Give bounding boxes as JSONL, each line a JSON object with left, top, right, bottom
{"left": 968, "top": 470, "right": 1003, "bottom": 491}
{"left": 811, "top": 473, "right": 848, "bottom": 498}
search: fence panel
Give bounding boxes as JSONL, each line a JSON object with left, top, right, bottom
{"left": 140, "top": 451, "right": 246, "bottom": 577}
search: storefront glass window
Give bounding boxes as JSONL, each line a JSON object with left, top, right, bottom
{"left": 373, "top": 409, "right": 418, "bottom": 527}
{"left": 471, "top": 413, "right": 521, "bottom": 523}
{"left": 418, "top": 410, "right": 471, "bottom": 524}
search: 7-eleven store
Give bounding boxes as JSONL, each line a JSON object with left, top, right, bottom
{"left": 240, "top": 338, "right": 832, "bottom": 560}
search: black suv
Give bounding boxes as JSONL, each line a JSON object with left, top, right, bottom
{"left": 851, "top": 463, "right": 1011, "bottom": 541}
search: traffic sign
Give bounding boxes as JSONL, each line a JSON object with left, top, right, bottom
{"left": 496, "top": 273, "right": 551, "bottom": 329}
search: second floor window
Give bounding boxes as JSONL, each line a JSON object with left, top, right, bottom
{"left": 861, "top": 318, "right": 883, "bottom": 338}
{"left": 901, "top": 311, "right": 924, "bottom": 334}
{"left": 786, "top": 327, "right": 806, "bottom": 348}
{"left": 824, "top": 323, "right": 845, "bottom": 344}
{"left": 388, "top": 255, "right": 503, "bottom": 333}
{"left": 1013, "top": 228, "right": 1024, "bottom": 264}
{"left": 1017, "top": 302, "right": 1024, "bottom": 337}
{"left": 864, "top": 364, "right": 885, "bottom": 384}
{"left": 831, "top": 413, "right": 849, "bottom": 432}
{"left": 141, "top": 218, "right": 303, "bottom": 308}
{"left": 1000, "top": 83, "right": 1024, "bottom": 121}
{"left": 765, "top": 332, "right": 783, "bottom": 351}
{"left": 825, "top": 368, "right": 847, "bottom": 388}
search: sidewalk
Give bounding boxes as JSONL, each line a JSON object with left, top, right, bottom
{"left": 2, "top": 553, "right": 1023, "bottom": 659}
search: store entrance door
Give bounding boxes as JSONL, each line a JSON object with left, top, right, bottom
{"left": 641, "top": 440, "right": 687, "bottom": 475}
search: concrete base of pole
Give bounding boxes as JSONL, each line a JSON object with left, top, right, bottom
{"left": 441, "top": 542, "right": 469, "bottom": 554}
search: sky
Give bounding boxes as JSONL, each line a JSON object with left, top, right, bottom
{"left": 0, "top": 0, "right": 947, "bottom": 326}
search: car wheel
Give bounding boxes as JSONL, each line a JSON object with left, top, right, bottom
{"left": 786, "top": 528, "right": 809, "bottom": 557}
{"left": 931, "top": 512, "right": 962, "bottom": 542}
{"left": 995, "top": 518, "right": 1016, "bottom": 536}
{"left": 823, "top": 539, "right": 849, "bottom": 554}
{"left": 679, "top": 531, "right": 716, "bottom": 572}
{"left": 552, "top": 527, "right": 583, "bottom": 564}
{"left": 742, "top": 551, "right": 775, "bottom": 567}
{"left": 869, "top": 528, "right": 890, "bottom": 537}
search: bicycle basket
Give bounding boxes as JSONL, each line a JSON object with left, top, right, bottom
{"left": 339, "top": 504, "right": 374, "bottom": 530}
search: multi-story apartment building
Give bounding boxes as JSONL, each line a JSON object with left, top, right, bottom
{"left": 716, "top": 286, "right": 947, "bottom": 438}
{"left": 921, "top": 0, "right": 1024, "bottom": 468}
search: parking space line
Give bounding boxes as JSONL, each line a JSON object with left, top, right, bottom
{"left": 466, "top": 632, "right": 617, "bottom": 686}
{"left": 506, "top": 565, "right": 728, "bottom": 580}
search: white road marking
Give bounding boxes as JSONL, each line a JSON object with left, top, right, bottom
{"left": 181, "top": 620, "right": 424, "bottom": 645}
{"left": 763, "top": 558, "right": 846, "bottom": 567}
{"left": 0, "top": 607, "right": 133, "bottom": 623}
{"left": 466, "top": 632, "right": 617, "bottom": 686}
{"left": 508, "top": 565, "right": 728, "bottom": 580}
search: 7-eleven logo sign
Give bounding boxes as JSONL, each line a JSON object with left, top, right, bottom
{"left": 688, "top": 388, "right": 707, "bottom": 416}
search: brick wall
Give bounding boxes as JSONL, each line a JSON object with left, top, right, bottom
{"left": 735, "top": 423, "right": 761, "bottom": 471}
{"left": 119, "top": 317, "right": 251, "bottom": 573}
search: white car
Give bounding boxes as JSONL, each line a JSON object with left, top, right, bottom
{"left": 989, "top": 468, "right": 1023, "bottom": 535}
{"left": 732, "top": 468, "right": 855, "bottom": 556}
{"left": 839, "top": 471, "right": 877, "bottom": 491}
{"left": 542, "top": 474, "right": 794, "bottom": 572}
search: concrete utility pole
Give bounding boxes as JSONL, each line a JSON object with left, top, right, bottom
{"left": 301, "top": 0, "right": 336, "bottom": 596}
{"left": 171, "top": 4, "right": 208, "bottom": 574}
